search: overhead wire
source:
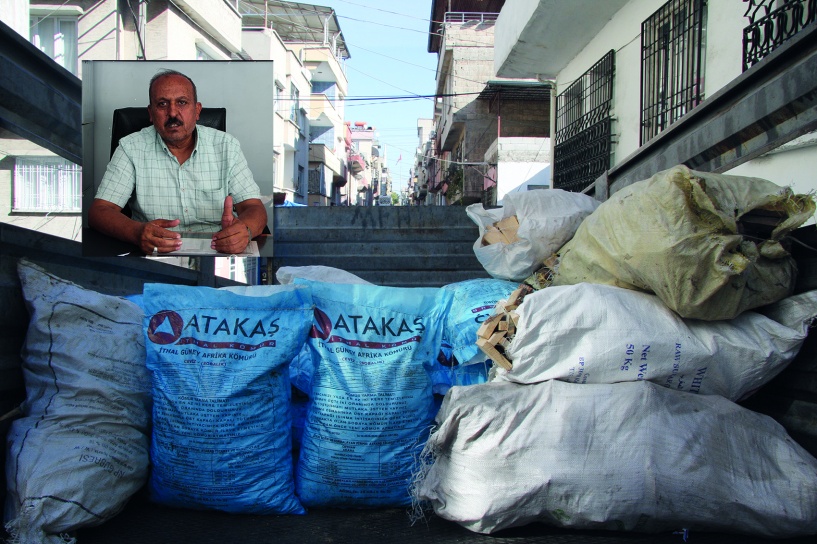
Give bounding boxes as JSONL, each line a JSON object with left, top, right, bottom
{"left": 253, "top": 3, "right": 493, "bottom": 47}
{"left": 255, "top": 2, "right": 517, "bottom": 174}
{"left": 255, "top": 9, "right": 436, "bottom": 101}
{"left": 255, "top": 0, "right": 488, "bottom": 32}
{"left": 341, "top": 39, "right": 489, "bottom": 87}
{"left": 250, "top": 0, "right": 523, "bottom": 182}
{"left": 342, "top": 63, "right": 434, "bottom": 102}
{"left": 331, "top": 0, "right": 431, "bottom": 23}
{"left": 257, "top": 8, "right": 494, "bottom": 91}
{"left": 275, "top": 91, "right": 480, "bottom": 102}
{"left": 335, "top": 13, "right": 498, "bottom": 47}
{"left": 28, "top": 0, "right": 73, "bottom": 28}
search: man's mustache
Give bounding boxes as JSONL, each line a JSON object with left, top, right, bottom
{"left": 165, "top": 117, "right": 183, "bottom": 127}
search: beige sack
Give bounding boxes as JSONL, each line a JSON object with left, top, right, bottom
{"left": 553, "top": 165, "right": 815, "bottom": 320}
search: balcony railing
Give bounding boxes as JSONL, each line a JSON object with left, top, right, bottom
{"left": 443, "top": 12, "right": 499, "bottom": 24}
{"left": 743, "top": 0, "right": 816, "bottom": 70}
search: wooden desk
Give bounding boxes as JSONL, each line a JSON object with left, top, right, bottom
{"left": 82, "top": 228, "right": 272, "bottom": 258}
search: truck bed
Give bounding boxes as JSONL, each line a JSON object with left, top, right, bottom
{"left": 73, "top": 493, "right": 817, "bottom": 544}
{"left": 3, "top": 221, "right": 817, "bottom": 544}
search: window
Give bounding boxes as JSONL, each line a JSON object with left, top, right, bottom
{"left": 297, "top": 109, "right": 307, "bottom": 136}
{"left": 14, "top": 157, "right": 82, "bottom": 212}
{"left": 30, "top": 15, "right": 78, "bottom": 75}
{"left": 229, "top": 256, "right": 238, "bottom": 281}
{"left": 640, "top": 0, "right": 706, "bottom": 144}
{"left": 308, "top": 167, "right": 323, "bottom": 195}
{"left": 298, "top": 166, "right": 306, "bottom": 197}
{"left": 554, "top": 50, "right": 615, "bottom": 193}
{"left": 275, "top": 83, "right": 285, "bottom": 116}
{"left": 290, "top": 84, "right": 300, "bottom": 123}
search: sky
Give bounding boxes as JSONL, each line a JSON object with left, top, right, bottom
{"left": 303, "top": 0, "right": 439, "bottom": 193}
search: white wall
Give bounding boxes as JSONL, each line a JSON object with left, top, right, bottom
{"left": 172, "top": 0, "right": 242, "bottom": 54}
{"left": 704, "top": 0, "right": 746, "bottom": 94}
{"left": 0, "top": 0, "right": 29, "bottom": 36}
{"left": 729, "top": 137, "right": 817, "bottom": 222}
{"left": 75, "top": 0, "right": 120, "bottom": 74}
{"left": 554, "top": 0, "right": 752, "bottom": 163}
{"left": 494, "top": 0, "right": 539, "bottom": 78}
{"left": 556, "top": 0, "right": 664, "bottom": 164}
{"left": 147, "top": 7, "right": 231, "bottom": 60}
{"left": 554, "top": 0, "right": 817, "bottom": 195}
{"left": 242, "top": 29, "right": 312, "bottom": 197}
{"left": 703, "top": 0, "right": 817, "bottom": 197}
{"left": 497, "top": 162, "right": 550, "bottom": 203}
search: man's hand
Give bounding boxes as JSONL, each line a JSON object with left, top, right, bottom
{"left": 139, "top": 219, "right": 182, "bottom": 255}
{"left": 89, "top": 198, "right": 182, "bottom": 255}
{"left": 211, "top": 196, "right": 251, "bottom": 254}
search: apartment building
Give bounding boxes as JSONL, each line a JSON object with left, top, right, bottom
{"left": 241, "top": 23, "right": 312, "bottom": 205}
{"left": 243, "top": 0, "right": 351, "bottom": 206}
{"left": 495, "top": 0, "right": 817, "bottom": 197}
{"left": 427, "top": 0, "right": 552, "bottom": 206}
{"left": 428, "top": 2, "right": 499, "bottom": 205}
{"left": 341, "top": 121, "right": 393, "bottom": 206}
{"left": 411, "top": 118, "right": 436, "bottom": 205}
{"left": 293, "top": 32, "right": 350, "bottom": 206}
{"left": 349, "top": 122, "right": 376, "bottom": 206}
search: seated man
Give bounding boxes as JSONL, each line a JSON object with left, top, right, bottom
{"left": 88, "top": 69, "right": 267, "bottom": 255}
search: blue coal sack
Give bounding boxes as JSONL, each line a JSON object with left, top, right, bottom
{"left": 294, "top": 280, "right": 453, "bottom": 507}
{"left": 142, "top": 283, "right": 313, "bottom": 514}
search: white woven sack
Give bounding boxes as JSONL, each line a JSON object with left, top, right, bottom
{"left": 276, "top": 265, "right": 372, "bottom": 285}
{"left": 497, "top": 283, "right": 817, "bottom": 401}
{"left": 5, "top": 260, "right": 151, "bottom": 544}
{"left": 415, "top": 380, "right": 817, "bottom": 536}
{"left": 466, "top": 189, "right": 599, "bottom": 281}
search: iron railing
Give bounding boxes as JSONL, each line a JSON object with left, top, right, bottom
{"left": 553, "top": 50, "right": 615, "bottom": 193}
{"left": 743, "top": 0, "right": 817, "bottom": 70}
{"left": 443, "top": 12, "right": 499, "bottom": 24}
{"left": 640, "top": 0, "right": 706, "bottom": 145}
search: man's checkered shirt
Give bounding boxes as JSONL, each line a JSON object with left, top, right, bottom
{"left": 96, "top": 125, "right": 261, "bottom": 233}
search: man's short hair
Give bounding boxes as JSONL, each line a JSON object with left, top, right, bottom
{"left": 149, "top": 69, "right": 198, "bottom": 104}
